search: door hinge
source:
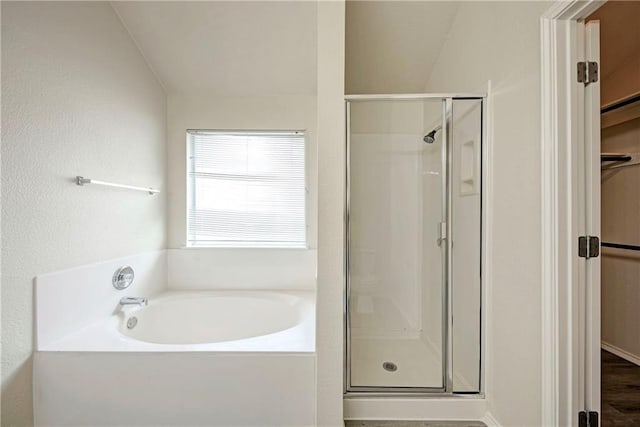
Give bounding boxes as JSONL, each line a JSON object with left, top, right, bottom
{"left": 577, "top": 61, "right": 599, "bottom": 84}
{"left": 579, "top": 411, "right": 587, "bottom": 427}
{"left": 578, "top": 236, "right": 600, "bottom": 258}
{"left": 579, "top": 411, "right": 599, "bottom": 427}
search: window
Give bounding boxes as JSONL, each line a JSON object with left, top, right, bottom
{"left": 187, "top": 130, "right": 306, "bottom": 248}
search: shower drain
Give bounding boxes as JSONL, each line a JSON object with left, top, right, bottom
{"left": 382, "top": 362, "right": 398, "bottom": 372}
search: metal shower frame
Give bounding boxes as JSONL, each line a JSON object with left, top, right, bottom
{"left": 344, "top": 93, "right": 487, "bottom": 397}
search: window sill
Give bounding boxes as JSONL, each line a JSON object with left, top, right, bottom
{"left": 183, "top": 243, "right": 310, "bottom": 250}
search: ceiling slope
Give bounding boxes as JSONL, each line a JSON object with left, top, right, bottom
{"left": 112, "top": 1, "right": 317, "bottom": 96}
{"left": 346, "top": 1, "right": 459, "bottom": 94}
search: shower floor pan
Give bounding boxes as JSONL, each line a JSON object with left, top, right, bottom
{"left": 350, "top": 337, "right": 442, "bottom": 388}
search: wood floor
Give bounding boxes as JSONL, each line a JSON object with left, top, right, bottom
{"left": 602, "top": 349, "right": 640, "bottom": 426}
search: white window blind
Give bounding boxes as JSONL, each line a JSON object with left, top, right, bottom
{"left": 187, "top": 130, "right": 306, "bottom": 248}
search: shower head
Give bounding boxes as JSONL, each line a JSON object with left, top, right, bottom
{"left": 423, "top": 131, "right": 436, "bottom": 144}
{"left": 423, "top": 126, "right": 442, "bottom": 144}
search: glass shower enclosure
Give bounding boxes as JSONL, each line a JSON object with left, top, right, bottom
{"left": 345, "top": 95, "right": 485, "bottom": 394}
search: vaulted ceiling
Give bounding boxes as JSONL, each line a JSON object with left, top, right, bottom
{"left": 112, "top": 1, "right": 318, "bottom": 96}
{"left": 112, "top": 1, "right": 459, "bottom": 97}
{"left": 345, "top": 1, "right": 459, "bottom": 94}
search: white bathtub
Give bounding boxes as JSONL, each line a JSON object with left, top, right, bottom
{"left": 41, "top": 290, "right": 315, "bottom": 352}
{"left": 34, "top": 282, "right": 316, "bottom": 426}
{"left": 121, "top": 291, "right": 308, "bottom": 346}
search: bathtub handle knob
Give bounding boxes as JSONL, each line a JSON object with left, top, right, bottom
{"left": 113, "top": 266, "right": 135, "bottom": 290}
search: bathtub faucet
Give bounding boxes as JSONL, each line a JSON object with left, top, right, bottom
{"left": 119, "top": 296, "right": 148, "bottom": 307}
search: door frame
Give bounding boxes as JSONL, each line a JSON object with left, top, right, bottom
{"left": 343, "top": 94, "right": 486, "bottom": 396}
{"left": 541, "top": 1, "right": 604, "bottom": 425}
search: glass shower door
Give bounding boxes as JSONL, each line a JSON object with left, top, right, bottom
{"left": 346, "top": 95, "right": 484, "bottom": 394}
{"left": 347, "top": 98, "right": 446, "bottom": 390}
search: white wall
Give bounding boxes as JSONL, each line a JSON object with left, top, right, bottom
{"left": 166, "top": 94, "right": 318, "bottom": 289}
{"left": 424, "top": 2, "right": 550, "bottom": 425}
{"left": 316, "top": 1, "right": 345, "bottom": 425}
{"left": 1, "top": 3, "right": 167, "bottom": 425}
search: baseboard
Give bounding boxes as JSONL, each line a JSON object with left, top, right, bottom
{"left": 344, "top": 398, "right": 487, "bottom": 422}
{"left": 482, "top": 411, "right": 502, "bottom": 427}
{"left": 602, "top": 341, "right": 640, "bottom": 367}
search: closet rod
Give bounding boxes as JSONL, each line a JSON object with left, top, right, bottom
{"left": 601, "top": 154, "right": 632, "bottom": 162}
{"left": 601, "top": 93, "right": 640, "bottom": 114}
{"left": 601, "top": 242, "right": 640, "bottom": 252}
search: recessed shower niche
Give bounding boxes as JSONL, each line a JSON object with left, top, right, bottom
{"left": 345, "top": 95, "right": 485, "bottom": 394}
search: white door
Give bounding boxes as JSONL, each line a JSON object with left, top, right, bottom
{"left": 579, "top": 19, "right": 601, "bottom": 426}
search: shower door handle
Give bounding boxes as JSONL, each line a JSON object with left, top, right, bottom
{"left": 437, "top": 222, "right": 447, "bottom": 247}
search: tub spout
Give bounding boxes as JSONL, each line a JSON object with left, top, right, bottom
{"left": 120, "top": 296, "right": 148, "bottom": 306}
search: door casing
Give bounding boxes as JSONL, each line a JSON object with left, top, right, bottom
{"left": 541, "top": 1, "right": 605, "bottom": 425}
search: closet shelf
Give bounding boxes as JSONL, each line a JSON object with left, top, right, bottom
{"left": 602, "top": 93, "right": 640, "bottom": 114}
{"left": 601, "top": 93, "right": 640, "bottom": 129}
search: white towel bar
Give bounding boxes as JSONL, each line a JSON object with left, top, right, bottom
{"left": 76, "top": 176, "right": 159, "bottom": 195}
